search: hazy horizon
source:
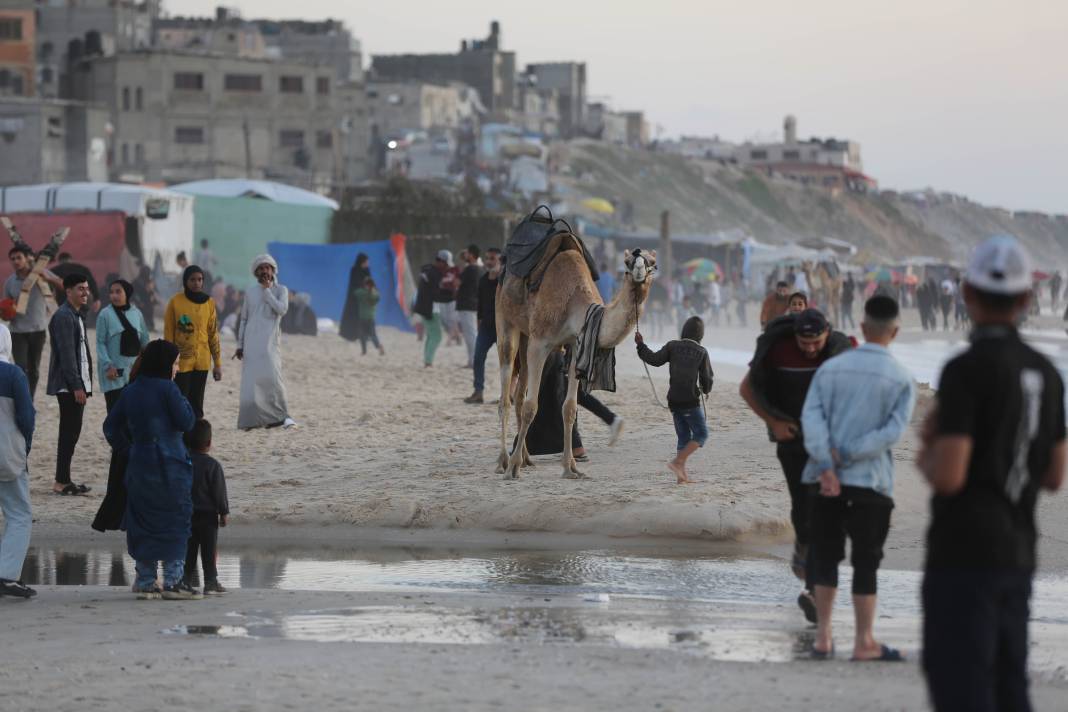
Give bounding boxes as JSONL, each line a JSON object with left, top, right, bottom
{"left": 169, "top": 0, "right": 1068, "bottom": 214}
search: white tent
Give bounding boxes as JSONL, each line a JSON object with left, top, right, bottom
{"left": 0, "top": 182, "right": 194, "bottom": 277}
{"left": 170, "top": 179, "right": 339, "bottom": 210}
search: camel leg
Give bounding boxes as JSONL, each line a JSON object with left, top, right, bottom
{"left": 560, "top": 347, "right": 586, "bottom": 479}
{"left": 505, "top": 340, "right": 551, "bottom": 480}
{"left": 513, "top": 349, "right": 533, "bottom": 468}
{"left": 496, "top": 326, "right": 520, "bottom": 474}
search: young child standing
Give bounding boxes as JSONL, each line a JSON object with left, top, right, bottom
{"left": 183, "top": 419, "right": 230, "bottom": 595}
{"left": 635, "top": 316, "right": 715, "bottom": 484}
{"left": 354, "top": 277, "right": 385, "bottom": 356}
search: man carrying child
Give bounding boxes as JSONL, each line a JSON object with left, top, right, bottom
{"left": 183, "top": 419, "right": 230, "bottom": 595}
{"left": 635, "top": 316, "right": 714, "bottom": 484}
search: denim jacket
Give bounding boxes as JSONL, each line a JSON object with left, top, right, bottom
{"left": 800, "top": 343, "right": 916, "bottom": 497}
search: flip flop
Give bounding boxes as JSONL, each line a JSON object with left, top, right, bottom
{"left": 852, "top": 644, "right": 904, "bottom": 662}
{"left": 54, "top": 484, "right": 89, "bottom": 496}
{"left": 811, "top": 644, "right": 835, "bottom": 660}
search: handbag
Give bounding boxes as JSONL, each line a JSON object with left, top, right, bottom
{"left": 114, "top": 308, "right": 142, "bottom": 358}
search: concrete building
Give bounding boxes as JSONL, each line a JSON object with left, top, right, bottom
{"left": 0, "top": 4, "right": 35, "bottom": 98}
{"left": 0, "top": 97, "right": 109, "bottom": 185}
{"left": 73, "top": 50, "right": 368, "bottom": 189}
{"left": 154, "top": 10, "right": 267, "bottom": 59}
{"left": 523, "top": 62, "right": 585, "bottom": 138}
{"left": 34, "top": 0, "right": 158, "bottom": 99}
{"left": 371, "top": 22, "right": 516, "bottom": 118}
{"left": 736, "top": 115, "right": 864, "bottom": 173}
{"left": 514, "top": 80, "right": 560, "bottom": 138}
{"left": 586, "top": 103, "right": 648, "bottom": 148}
{"left": 366, "top": 79, "right": 482, "bottom": 138}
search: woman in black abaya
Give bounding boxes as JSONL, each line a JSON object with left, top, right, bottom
{"left": 339, "top": 253, "right": 370, "bottom": 342}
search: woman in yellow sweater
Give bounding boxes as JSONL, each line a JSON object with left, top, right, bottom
{"left": 164, "top": 265, "right": 221, "bottom": 418}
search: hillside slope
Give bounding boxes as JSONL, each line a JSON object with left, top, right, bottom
{"left": 553, "top": 140, "right": 1068, "bottom": 265}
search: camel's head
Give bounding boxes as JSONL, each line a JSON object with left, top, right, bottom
{"left": 624, "top": 248, "right": 657, "bottom": 285}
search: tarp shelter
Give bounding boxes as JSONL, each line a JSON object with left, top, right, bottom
{"left": 171, "top": 180, "right": 336, "bottom": 289}
{"left": 267, "top": 234, "right": 415, "bottom": 333}
{"left": 0, "top": 182, "right": 194, "bottom": 279}
{"left": 0, "top": 211, "right": 126, "bottom": 289}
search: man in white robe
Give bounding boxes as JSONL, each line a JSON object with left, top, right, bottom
{"left": 236, "top": 255, "right": 294, "bottom": 430}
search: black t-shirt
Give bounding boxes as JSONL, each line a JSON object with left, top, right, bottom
{"left": 456, "top": 264, "right": 483, "bottom": 312}
{"left": 928, "top": 326, "right": 1066, "bottom": 571}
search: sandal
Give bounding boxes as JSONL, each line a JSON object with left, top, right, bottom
{"left": 852, "top": 644, "right": 904, "bottom": 662}
{"left": 811, "top": 644, "right": 835, "bottom": 660}
{"left": 54, "top": 483, "right": 90, "bottom": 496}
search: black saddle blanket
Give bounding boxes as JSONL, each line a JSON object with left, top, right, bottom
{"left": 505, "top": 205, "right": 599, "bottom": 284}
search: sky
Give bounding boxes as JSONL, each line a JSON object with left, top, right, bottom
{"left": 170, "top": 0, "right": 1068, "bottom": 214}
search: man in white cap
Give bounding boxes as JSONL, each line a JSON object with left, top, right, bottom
{"left": 918, "top": 235, "right": 1065, "bottom": 712}
{"left": 235, "top": 254, "right": 295, "bottom": 429}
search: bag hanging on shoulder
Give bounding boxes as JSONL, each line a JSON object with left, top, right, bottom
{"left": 114, "top": 308, "right": 142, "bottom": 358}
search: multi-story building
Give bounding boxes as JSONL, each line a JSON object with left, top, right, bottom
{"left": 73, "top": 50, "right": 368, "bottom": 189}
{"left": 0, "top": 3, "right": 35, "bottom": 98}
{"left": 366, "top": 79, "right": 482, "bottom": 139}
{"left": 523, "top": 62, "right": 584, "bottom": 138}
{"left": 515, "top": 79, "right": 560, "bottom": 138}
{"left": 371, "top": 22, "right": 516, "bottom": 118}
{"left": 34, "top": 0, "right": 158, "bottom": 99}
{"left": 0, "top": 96, "right": 109, "bottom": 185}
{"left": 586, "top": 103, "right": 648, "bottom": 148}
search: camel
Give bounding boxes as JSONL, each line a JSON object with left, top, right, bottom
{"left": 801, "top": 260, "right": 843, "bottom": 325}
{"left": 495, "top": 243, "right": 656, "bottom": 480}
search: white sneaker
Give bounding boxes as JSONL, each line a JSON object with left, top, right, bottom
{"left": 608, "top": 417, "right": 625, "bottom": 446}
{"left": 282, "top": 417, "right": 298, "bottom": 429}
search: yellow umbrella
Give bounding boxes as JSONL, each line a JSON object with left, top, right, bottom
{"left": 581, "top": 197, "right": 615, "bottom": 215}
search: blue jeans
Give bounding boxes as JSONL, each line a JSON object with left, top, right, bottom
{"left": 671, "top": 406, "right": 708, "bottom": 451}
{"left": 135, "top": 559, "right": 185, "bottom": 589}
{"left": 0, "top": 472, "right": 32, "bottom": 580}
{"left": 472, "top": 323, "right": 497, "bottom": 392}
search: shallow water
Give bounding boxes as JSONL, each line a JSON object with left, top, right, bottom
{"left": 21, "top": 543, "right": 1068, "bottom": 673}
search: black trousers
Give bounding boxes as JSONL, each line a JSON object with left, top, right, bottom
{"left": 185, "top": 512, "right": 220, "bottom": 584}
{"left": 923, "top": 569, "right": 1033, "bottom": 712}
{"left": 578, "top": 391, "right": 616, "bottom": 426}
{"left": 809, "top": 485, "right": 893, "bottom": 595}
{"left": 175, "top": 370, "right": 208, "bottom": 418}
{"left": 55, "top": 392, "right": 85, "bottom": 485}
{"left": 358, "top": 321, "right": 382, "bottom": 354}
{"left": 777, "top": 443, "right": 814, "bottom": 589}
{"left": 11, "top": 330, "right": 46, "bottom": 397}
{"left": 92, "top": 388, "right": 128, "bottom": 532}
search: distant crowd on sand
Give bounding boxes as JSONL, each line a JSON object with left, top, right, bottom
{"left": 0, "top": 239, "right": 300, "bottom": 602}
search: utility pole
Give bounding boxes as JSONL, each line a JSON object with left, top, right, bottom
{"left": 242, "top": 117, "right": 252, "bottom": 178}
{"left": 659, "top": 209, "right": 672, "bottom": 286}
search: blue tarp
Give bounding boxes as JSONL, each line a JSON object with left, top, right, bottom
{"left": 267, "top": 240, "right": 414, "bottom": 332}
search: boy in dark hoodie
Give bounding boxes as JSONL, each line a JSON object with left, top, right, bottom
{"left": 183, "top": 419, "right": 229, "bottom": 595}
{"left": 635, "top": 316, "right": 714, "bottom": 484}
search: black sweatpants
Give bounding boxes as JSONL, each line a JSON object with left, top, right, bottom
{"left": 185, "top": 512, "right": 220, "bottom": 584}
{"left": 358, "top": 320, "right": 382, "bottom": 354}
{"left": 55, "top": 392, "right": 85, "bottom": 485}
{"left": 578, "top": 391, "right": 616, "bottom": 426}
{"left": 776, "top": 442, "right": 814, "bottom": 589}
{"left": 923, "top": 569, "right": 1033, "bottom": 712}
{"left": 809, "top": 485, "right": 893, "bottom": 595}
{"left": 175, "top": 370, "right": 208, "bottom": 418}
{"left": 11, "top": 330, "right": 46, "bottom": 397}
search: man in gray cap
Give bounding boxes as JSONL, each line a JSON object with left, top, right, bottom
{"left": 919, "top": 235, "right": 1065, "bottom": 712}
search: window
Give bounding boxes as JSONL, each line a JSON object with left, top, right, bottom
{"left": 749, "top": 149, "right": 767, "bottom": 161}
{"left": 316, "top": 77, "right": 330, "bottom": 95}
{"left": 224, "top": 74, "right": 262, "bottom": 92}
{"left": 316, "top": 130, "right": 333, "bottom": 149}
{"left": 40, "top": 41, "right": 53, "bottom": 59}
{"left": 121, "top": 143, "right": 129, "bottom": 165}
{"left": 135, "top": 87, "right": 143, "bottom": 111}
{"left": 279, "top": 76, "right": 303, "bottom": 93}
{"left": 122, "top": 86, "right": 130, "bottom": 111}
{"left": 11, "top": 75, "right": 22, "bottom": 95}
{"left": 783, "top": 150, "right": 800, "bottom": 161}
{"left": 0, "top": 19, "right": 23, "bottom": 41}
{"left": 175, "top": 126, "right": 204, "bottom": 144}
{"left": 279, "top": 130, "right": 304, "bottom": 148}
{"left": 41, "top": 67, "right": 53, "bottom": 83}
{"left": 135, "top": 144, "right": 144, "bottom": 163}
{"left": 174, "top": 72, "right": 203, "bottom": 90}
{"left": 0, "top": 69, "right": 9, "bottom": 88}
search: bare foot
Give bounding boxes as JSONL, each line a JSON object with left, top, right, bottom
{"left": 667, "top": 460, "right": 687, "bottom": 485}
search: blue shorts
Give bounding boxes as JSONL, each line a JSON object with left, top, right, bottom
{"left": 671, "top": 406, "right": 708, "bottom": 451}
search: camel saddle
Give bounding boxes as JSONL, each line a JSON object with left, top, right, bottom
{"left": 505, "top": 205, "right": 599, "bottom": 293}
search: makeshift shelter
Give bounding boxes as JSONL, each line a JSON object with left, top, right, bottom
{"left": 171, "top": 179, "right": 336, "bottom": 289}
{"left": 0, "top": 182, "right": 194, "bottom": 280}
{"left": 267, "top": 234, "right": 416, "bottom": 333}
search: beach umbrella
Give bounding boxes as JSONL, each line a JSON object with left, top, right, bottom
{"left": 866, "top": 267, "right": 895, "bottom": 282}
{"left": 682, "top": 257, "right": 724, "bottom": 282}
{"left": 904, "top": 273, "right": 920, "bottom": 286}
{"left": 581, "top": 197, "right": 615, "bottom": 215}
{"left": 1033, "top": 270, "right": 1052, "bottom": 281}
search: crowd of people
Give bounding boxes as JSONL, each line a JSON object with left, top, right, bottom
{"left": 0, "top": 243, "right": 296, "bottom": 601}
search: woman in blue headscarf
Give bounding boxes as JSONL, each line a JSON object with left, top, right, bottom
{"left": 103, "top": 339, "right": 199, "bottom": 600}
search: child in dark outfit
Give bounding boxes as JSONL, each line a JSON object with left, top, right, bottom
{"left": 635, "top": 316, "right": 715, "bottom": 484}
{"left": 183, "top": 419, "right": 229, "bottom": 594}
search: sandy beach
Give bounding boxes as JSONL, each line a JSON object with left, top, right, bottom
{"left": 7, "top": 309, "right": 1068, "bottom": 711}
